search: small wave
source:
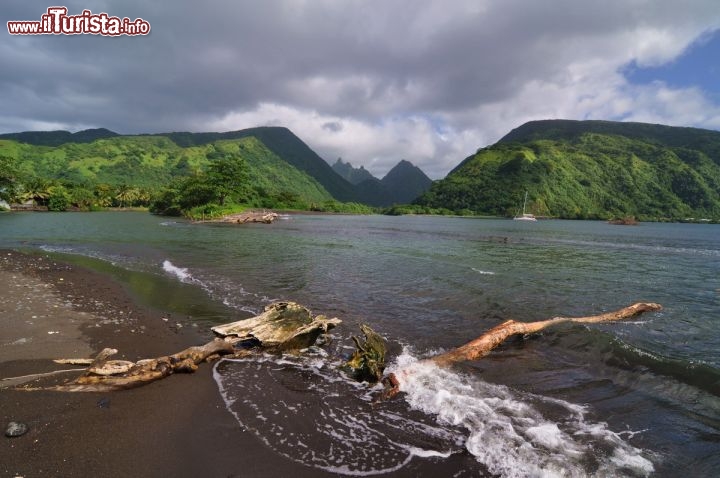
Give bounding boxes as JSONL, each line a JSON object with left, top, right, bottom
{"left": 213, "top": 349, "right": 655, "bottom": 477}
{"left": 389, "top": 351, "right": 655, "bottom": 477}
{"left": 39, "top": 244, "right": 122, "bottom": 266}
{"left": 162, "top": 260, "right": 195, "bottom": 283}
{"left": 213, "top": 354, "right": 465, "bottom": 476}
{"left": 161, "top": 259, "right": 271, "bottom": 315}
{"left": 471, "top": 268, "right": 496, "bottom": 275}
{"left": 609, "top": 339, "right": 720, "bottom": 403}
{"left": 533, "top": 237, "right": 720, "bottom": 258}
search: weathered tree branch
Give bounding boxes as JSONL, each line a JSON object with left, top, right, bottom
{"left": 48, "top": 339, "right": 236, "bottom": 392}
{"left": 7, "top": 301, "right": 661, "bottom": 395}
{"left": 10, "top": 302, "right": 341, "bottom": 392}
{"left": 431, "top": 302, "right": 662, "bottom": 366}
{"left": 379, "top": 302, "right": 662, "bottom": 399}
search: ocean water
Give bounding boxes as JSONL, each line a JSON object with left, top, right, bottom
{"left": 1, "top": 211, "right": 719, "bottom": 476}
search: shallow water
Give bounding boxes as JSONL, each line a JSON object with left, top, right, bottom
{"left": 1, "top": 212, "right": 719, "bottom": 476}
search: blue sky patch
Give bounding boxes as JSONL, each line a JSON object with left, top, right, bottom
{"left": 623, "top": 30, "right": 720, "bottom": 102}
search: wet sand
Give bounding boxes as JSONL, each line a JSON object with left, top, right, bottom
{"left": 0, "top": 250, "right": 336, "bottom": 477}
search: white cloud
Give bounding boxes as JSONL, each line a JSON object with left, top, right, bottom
{"left": 2, "top": 0, "right": 720, "bottom": 178}
{"left": 202, "top": 103, "right": 479, "bottom": 179}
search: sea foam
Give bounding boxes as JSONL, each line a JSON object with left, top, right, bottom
{"left": 213, "top": 349, "right": 655, "bottom": 477}
{"left": 390, "top": 352, "right": 655, "bottom": 477}
{"left": 162, "top": 260, "right": 194, "bottom": 283}
{"left": 161, "top": 259, "right": 269, "bottom": 314}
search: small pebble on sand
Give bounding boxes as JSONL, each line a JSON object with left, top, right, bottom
{"left": 5, "top": 421, "right": 29, "bottom": 438}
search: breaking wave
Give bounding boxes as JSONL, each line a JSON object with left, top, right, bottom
{"left": 390, "top": 352, "right": 655, "bottom": 477}
{"left": 213, "top": 349, "right": 655, "bottom": 477}
{"left": 162, "top": 259, "right": 194, "bottom": 283}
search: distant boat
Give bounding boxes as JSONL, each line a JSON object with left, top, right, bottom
{"left": 513, "top": 191, "right": 537, "bottom": 222}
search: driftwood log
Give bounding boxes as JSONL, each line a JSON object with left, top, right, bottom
{"left": 6, "top": 301, "right": 661, "bottom": 394}
{"left": 431, "top": 301, "right": 661, "bottom": 365}
{"left": 49, "top": 339, "right": 236, "bottom": 392}
{"left": 378, "top": 302, "right": 662, "bottom": 398}
{"left": 204, "top": 210, "right": 279, "bottom": 224}
{"left": 211, "top": 301, "right": 340, "bottom": 351}
{"left": 342, "top": 324, "right": 387, "bottom": 383}
{"left": 10, "top": 302, "right": 340, "bottom": 392}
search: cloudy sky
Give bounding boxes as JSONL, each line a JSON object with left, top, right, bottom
{"left": 3, "top": 1, "right": 720, "bottom": 178}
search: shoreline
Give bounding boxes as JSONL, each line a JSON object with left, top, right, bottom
{"left": 0, "top": 249, "right": 334, "bottom": 477}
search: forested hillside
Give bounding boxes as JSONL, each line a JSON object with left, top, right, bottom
{"left": 0, "top": 134, "right": 342, "bottom": 215}
{"left": 417, "top": 121, "right": 720, "bottom": 220}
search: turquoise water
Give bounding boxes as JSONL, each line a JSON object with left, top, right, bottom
{"left": 1, "top": 211, "right": 719, "bottom": 476}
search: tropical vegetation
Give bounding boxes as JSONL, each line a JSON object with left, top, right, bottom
{"left": 0, "top": 133, "right": 355, "bottom": 215}
{"left": 416, "top": 120, "right": 720, "bottom": 221}
{"left": 3, "top": 120, "right": 720, "bottom": 222}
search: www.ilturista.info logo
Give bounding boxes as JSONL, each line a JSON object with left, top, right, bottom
{"left": 7, "top": 7, "right": 150, "bottom": 36}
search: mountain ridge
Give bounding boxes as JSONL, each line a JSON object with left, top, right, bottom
{"left": 332, "top": 158, "right": 377, "bottom": 185}
{"left": 379, "top": 160, "right": 433, "bottom": 204}
{"left": 0, "top": 128, "right": 119, "bottom": 146}
{"left": 417, "top": 119, "right": 720, "bottom": 220}
{"left": 1, "top": 126, "right": 434, "bottom": 207}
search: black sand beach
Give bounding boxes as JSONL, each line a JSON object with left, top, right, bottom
{"left": 0, "top": 250, "right": 338, "bottom": 478}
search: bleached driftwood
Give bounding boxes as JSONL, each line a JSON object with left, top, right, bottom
{"left": 8, "top": 300, "right": 660, "bottom": 395}
{"left": 382, "top": 302, "right": 662, "bottom": 399}
{"left": 211, "top": 301, "right": 341, "bottom": 350}
{"left": 378, "top": 302, "right": 662, "bottom": 398}
{"left": 431, "top": 302, "right": 662, "bottom": 365}
{"left": 47, "top": 339, "right": 236, "bottom": 392}
{"left": 10, "top": 302, "right": 340, "bottom": 392}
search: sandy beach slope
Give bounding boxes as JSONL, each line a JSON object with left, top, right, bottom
{"left": 0, "top": 250, "right": 337, "bottom": 478}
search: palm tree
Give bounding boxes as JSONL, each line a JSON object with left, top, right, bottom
{"left": 115, "top": 184, "right": 141, "bottom": 208}
{"left": 20, "top": 178, "right": 53, "bottom": 206}
{"left": 94, "top": 184, "right": 114, "bottom": 208}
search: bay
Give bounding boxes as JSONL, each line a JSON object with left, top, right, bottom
{"left": 1, "top": 211, "right": 718, "bottom": 476}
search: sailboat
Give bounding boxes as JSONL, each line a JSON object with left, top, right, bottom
{"left": 513, "top": 191, "right": 537, "bottom": 221}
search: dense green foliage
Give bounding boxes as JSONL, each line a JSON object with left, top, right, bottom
{"left": 382, "top": 204, "right": 458, "bottom": 216}
{"left": 309, "top": 201, "right": 374, "bottom": 214}
{"left": 160, "top": 127, "right": 359, "bottom": 202}
{"left": 0, "top": 125, "right": 434, "bottom": 210}
{"left": 499, "top": 119, "right": 720, "bottom": 162}
{"left": 0, "top": 134, "right": 335, "bottom": 214}
{"left": 418, "top": 122, "right": 720, "bottom": 221}
{"left": 148, "top": 138, "right": 335, "bottom": 215}
{"left": 0, "top": 128, "right": 118, "bottom": 146}
{"left": 7, "top": 120, "right": 715, "bottom": 221}
{"left": 0, "top": 156, "right": 18, "bottom": 203}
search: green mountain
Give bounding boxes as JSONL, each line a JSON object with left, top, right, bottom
{"left": 352, "top": 178, "right": 388, "bottom": 207}
{"left": 417, "top": 120, "right": 720, "bottom": 220}
{"left": 0, "top": 125, "right": 437, "bottom": 208}
{"left": 0, "top": 128, "right": 119, "bottom": 146}
{"left": 1, "top": 126, "right": 358, "bottom": 202}
{"left": 159, "top": 127, "right": 358, "bottom": 202}
{"left": 332, "top": 158, "right": 377, "bottom": 185}
{"left": 0, "top": 134, "right": 333, "bottom": 208}
{"left": 499, "top": 119, "right": 720, "bottom": 160}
